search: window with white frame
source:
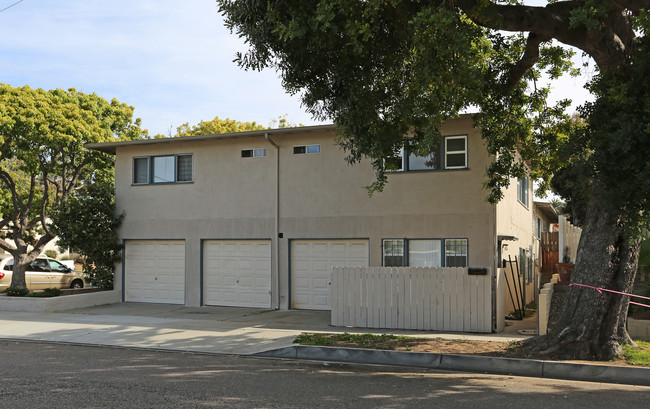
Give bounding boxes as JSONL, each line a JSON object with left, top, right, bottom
{"left": 517, "top": 176, "right": 529, "bottom": 207}
{"left": 536, "top": 216, "right": 542, "bottom": 240}
{"left": 386, "top": 135, "right": 467, "bottom": 172}
{"left": 241, "top": 148, "right": 267, "bottom": 158}
{"left": 133, "top": 154, "right": 193, "bottom": 185}
{"left": 382, "top": 238, "right": 466, "bottom": 267}
{"left": 293, "top": 145, "right": 320, "bottom": 154}
{"left": 444, "top": 135, "right": 467, "bottom": 169}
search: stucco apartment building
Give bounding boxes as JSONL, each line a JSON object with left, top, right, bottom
{"left": 88, "top": 115, "right": 535, "bottom": 311}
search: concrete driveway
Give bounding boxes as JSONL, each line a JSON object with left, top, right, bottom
{"left": 0, "top": 303, "right": 533, "bottom": 355}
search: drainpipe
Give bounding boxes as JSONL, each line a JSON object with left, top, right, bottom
{"left": 265, "top": 133, "right": 280, "bottom": 309}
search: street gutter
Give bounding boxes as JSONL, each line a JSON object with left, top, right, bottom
{"left": 255, "top": 345, "right": 650, "bottom": 387}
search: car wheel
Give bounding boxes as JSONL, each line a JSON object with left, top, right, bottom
{"left": 70, "top": 280, "right": 84, "bottom": 289}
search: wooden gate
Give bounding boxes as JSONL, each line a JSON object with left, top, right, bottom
{"left": 541, "top": 231, "right": 559, "bottom": 275}
{"left": 330, "top": 266, "right": 493, "bottom": 333}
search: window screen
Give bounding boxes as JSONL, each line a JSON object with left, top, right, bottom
{"left": 445, "top": 239, "right": 468, "bottom": 267}
{"left": 176, "top": 155, "right": 192, "bottom": 182}
{"left": 445, "top": 136, "right": 467, "bottom": 169}
{"left": 383, "top": 239, "right": 404, "bottom": 267}
{"left": 133, "top": 157, "right": 149, "bottom": 184}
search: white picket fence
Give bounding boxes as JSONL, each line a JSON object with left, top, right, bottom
{"left": 331, "top": 266, "right": 493, "bottom": 333}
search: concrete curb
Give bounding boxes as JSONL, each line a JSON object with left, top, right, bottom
{"left": 255, "top": 345, "right": 650, "bottom": 387}
{"left": 0, "top": 291, "right": 120, "bottom": 312}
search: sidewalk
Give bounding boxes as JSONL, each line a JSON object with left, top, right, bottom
{"left": 0, "top": 303, "right": 648, "bottom": 386}
{"left": 0, "top": 303, "right": 532, "bottom": 355}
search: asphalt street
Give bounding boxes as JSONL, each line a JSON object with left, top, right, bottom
{"left": 0, "top": 340, "right": 648, "bottom": 409}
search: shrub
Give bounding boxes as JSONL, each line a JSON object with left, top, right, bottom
{"left": 6, "top": 287, "right": 30, "bottom": 297}
{"left": 29, "top": 288, "right": 61, "bottom": 297}
{"left": 44, "top": 250, "right": 58, "bottom": 259}
{"left": 43, "top": 288, "right": 61, "bottom": 297}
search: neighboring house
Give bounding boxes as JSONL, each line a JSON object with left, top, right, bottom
{"left": 87, "top": 115, "right": 535, "bottom": 312}
{"left": 534, "top": 201, "right": 560, "bottom": 286}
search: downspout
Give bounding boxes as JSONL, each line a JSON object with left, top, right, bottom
{"left": 265, "top": 133, "right": 280, "bottom": 309}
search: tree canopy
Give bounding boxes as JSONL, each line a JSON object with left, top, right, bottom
{"left": 174, "top": 115, "right": 266, "bottom": 137}
{"left": 51, "top": 178, "right": 123, "bottom": 290}
{"left": 0, "top": 84, "right": 146, "bottom": 288}
{"left": 171, "top": 114, "right": 302, "bottom": 138}
{"left": 218, "top": 0, "right": 649, "bottom": 360}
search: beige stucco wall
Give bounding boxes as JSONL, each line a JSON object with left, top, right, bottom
{"left": 114, "top": 117, "right": 500, "bottom": 309}
{"left": 496, "top": 174, "right": 535, "bottom": 312}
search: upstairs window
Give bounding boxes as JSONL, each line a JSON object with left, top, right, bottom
{"left": 132, "top": 154, "right": 193, "bottom": 185}
{"left": 241, "top": 148, "right": 267, "bottom": 158}
{"left": 294, "top": 145, "right": 320, "bottom": 154}
{"left": 444, "top": 136, "right": 467, "bottom": 169}
{"left": 517, "top": 176, "right": 529, "bottom": 207}
{"left": 387, "top": 135, "right": 467, "bottom": 172}
{"left": 133, "top": 157, "right": 149, "bottom": 184}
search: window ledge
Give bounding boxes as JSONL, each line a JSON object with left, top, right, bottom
{"left": 388, "top": 167, "right": 470, "bottom": 175}
{"left": 131, "top": 181, "right": 194, "bottom": 186}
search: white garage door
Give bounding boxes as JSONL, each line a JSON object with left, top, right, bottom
{"left": 291, "top": 239, "right": 369, "bottom": 310}
{"left": 203, "top": 240, "right": 271, "bottom": 308}
{"left": 125, "top": 240, "right": 185, "bottom": 304}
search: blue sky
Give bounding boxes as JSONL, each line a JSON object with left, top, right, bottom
{"left": 0, "top": 0, "right": 593, "bottom": 137}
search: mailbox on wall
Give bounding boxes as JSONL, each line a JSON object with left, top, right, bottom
{"left": 468, "top": 267, "right": 488, "bottom": 276}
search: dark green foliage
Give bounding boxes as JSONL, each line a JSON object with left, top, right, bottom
{"left": 220, "top": 1, "right": 649, "bottom": 358}
{"left": 29, "top": 288, "right": 62, "bottom": 297}
{"left": 51, "top": 180, "right": 123, "bottom": 289}
{"left": 293, "top": 333, "right": 337, "bottom": 346}
{"left": 5, "top": 287, "right": 29, "bottom": 297}
{"left": 0, "top": 84, "right": 146, "bottom": 289}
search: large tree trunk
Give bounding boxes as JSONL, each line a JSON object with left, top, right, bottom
{"left": 8, "top": 241, "right": 47, "bottom": 290}
{"left": 10, "top": 254, "right": 29, "bottom": 289}
{"left": 527, "top": 198, "right": 640, "bottom": 360}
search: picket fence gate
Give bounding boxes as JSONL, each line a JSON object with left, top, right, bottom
{"left": 331, "top": 266, "right": 493, "bottom": 333}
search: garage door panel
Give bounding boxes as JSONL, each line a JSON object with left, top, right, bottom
{"left": 125, "top": 240, "right": 185, "bottom": 305}
{"left": 203, "top": 240, "right": 271, "bottom": 308}
{"left": 291, "top": 240, "right": 369, "bottom": 310}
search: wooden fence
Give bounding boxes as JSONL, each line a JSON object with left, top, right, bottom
{"left": 540, "top": 231, "right": 559, "bottom": 274}
{"left": 331, "top": 266, "right": 493, "bottom": 333}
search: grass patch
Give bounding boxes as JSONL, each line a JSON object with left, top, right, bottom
{"left": 294, "top": 333, "right": 338, "bottom": 346}
{"left": 336, "top": 333, "right": 410, "bottom": 345}
{"left": 295, "top": 332, "right": 413, "bottom": 349}
{"left": 622, "top": 340, "right": 650, "bottom": 366}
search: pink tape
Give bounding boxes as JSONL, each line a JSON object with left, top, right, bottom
{"left": 570, "top": 283, "right": 650, "bottom": 309}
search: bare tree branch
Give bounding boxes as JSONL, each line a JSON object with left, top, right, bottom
{"left": 40, "top": 167, "right": 53, "bottom": 237}
{"left": 504, "top": 32, "right": 551, "bottom": 91}
{"left": 609, "top": 0, "right": 650, "bottom": 13}
{"left": 62, "top": 157, "right": 90, "bottom": 204}
{"left": 455, "top": 0, "right": 636, "bottom": 70}
{"left": 0, "top": 238, "right": 17, "bottom": 253}
{"left": 24, "top": 173, "right": 37, "bottom": 215}
{"left": 0, "top": 168, "right": 26, "bottom": 217}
